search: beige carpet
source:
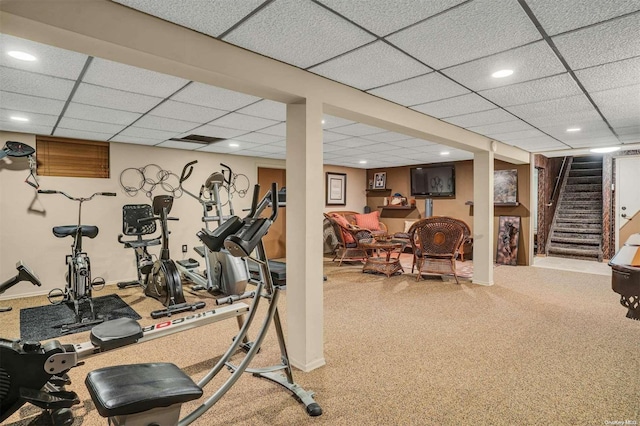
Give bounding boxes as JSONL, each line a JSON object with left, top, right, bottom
{"left": 2, "top": 261, "right": 639, "bottom": 426}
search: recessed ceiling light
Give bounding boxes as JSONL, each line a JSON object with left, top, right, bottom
{"left": 566, "top": 127, "right": 581, "bottom": 132}
{"left": 321, "top": 119, "right": 326, "bottom": 124}
{"left": 491, "top": 69, "right": 513, "bottom": 78}
{"left": 440, "top": 151, "right": 450, "bottom": 156}
{"left": 359, "top": 160, "right": 367, "bottom": 164}
{"left": 229, "top": 143, "right": 239, "bottom": 147}
{"left": 10, "top": 116, "right": 29, "bottom": 122}
{"left": 590, "top": 147, "right": 619, "bottom": 153}
{"left": 7, "top": 51, "right": 36, "bottom": 61}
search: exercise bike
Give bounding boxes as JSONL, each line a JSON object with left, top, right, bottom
{"left": 38, "top": 189, "right": 116, "bottom": 332}
{"left": 176, "top": 160, "right": 248, "bottom": 296}
{"left": 0, "top": 261, "right": 42, "bottom": 312}
{"left": 142, "top": 194, "right": 206, "bottom": 319}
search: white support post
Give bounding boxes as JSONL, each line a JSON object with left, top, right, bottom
{"left": 285, "top": 100, "right": 326, "bottom": 372}
{"left": 472, "top": 151, "right": 495, "bottom": 286}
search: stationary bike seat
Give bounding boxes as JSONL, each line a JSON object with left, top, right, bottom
{"left": 53, "top": 225, "right": 99, "bottom": 239}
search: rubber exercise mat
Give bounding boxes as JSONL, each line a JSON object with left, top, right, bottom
{"left": 20, "top": 294, "right": 141, "bottom": 341}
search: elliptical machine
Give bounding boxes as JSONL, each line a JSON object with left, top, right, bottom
{"left": 176, "top": 160, "right": 248, "bottom": 296}
{"left": 143, "top": 194, "right": 205, "bottom": 319}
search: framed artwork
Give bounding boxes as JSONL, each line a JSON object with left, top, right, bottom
{"left": 326, "top": 172, "right": 346, "bottom": 206}
{"left": 373, "top": 172, "right": 387, "bottom": 189}
{"left": 496, "top": 216, "right": 521, "bottom": 265}
{"left": 494, "top": 169, "right": 518, "bottom": 204}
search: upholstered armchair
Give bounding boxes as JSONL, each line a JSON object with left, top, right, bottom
{"left": 408, "top": 217, "right": 470, "bottom": 284}
{"left": 323, "top": 213, "right": 375, "bottom": 266}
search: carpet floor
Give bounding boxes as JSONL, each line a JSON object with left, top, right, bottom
{"left": 1, "top": 260, "right": 638, "bottom": 426}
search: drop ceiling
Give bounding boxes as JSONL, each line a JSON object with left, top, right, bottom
{"left": 1, "top": 0, "right": 639, "bottom": 169}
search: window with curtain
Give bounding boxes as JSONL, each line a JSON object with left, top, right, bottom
{"left": 36, "top": 136, "right": 110, "bottom": 178}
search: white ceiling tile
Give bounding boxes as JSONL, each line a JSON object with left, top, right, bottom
{"left": 327, "top": 137, "right": 378, "bottom": 149}
{"left": 119, "top": 126, "right": 178, "bottom": 140}
{"left": 195, "top": 144, "right": 237, "bottom": 154}
{"left": 386, "top": 0, "right": 541, "bottom": 69}
{"left": 83, "top": 58, "right": 189, "bottom": 97}
{"left": 249, "top": 144, "right": 285, "bottom": 154}
{"left": 566, "top": 135, "right": 620, "bottom": 148}
{"left": 0, "top": 34, "right": 88, "bottom": 79}
{"left": 479, "top": 74, "right": 582, "bottom": 107}
{"left": 0, "top": 91, "right": 65, "bottom": 116}
{"left": 309, "top": 41, "right": 431, "bottom": 90}
{"left": 235, "top": 132, "right": 283, "bottom": 144}
{"left": 552, "top": 13, "right": 640, "bottom": 70}
{"left": 367, "top": 72, "right": 468, "bottom": 106}
{"left": 57, "top": 117, "right": 126, "bottom": 134}
{"left": 322, "top": 130, "right": 352, "bottom": 143}
{"left": 0, "top": 66, "right": 74, "bottom": 100}
{"left": 53, "top": 128, "right": 112, "bottom": 141}
{"left": 223, "top": 0, "right": 376, "bottom": 69}
{"left": 358, "top": 143, "right": 400, "bottom": 153}
{"left": 209, "top": 112, "right": 280, "bottom": 132}
{"left": 441, "top": 41, "right": 566, "bottom": 91}
{"left": 506, "top": 94, "right": 595, "bottom": 121}
{"left": 317, "top": 0, "right": 467, "bottom": 36}
{"left": 443, "top": 108, "right": 516, "bottom": 128}
{"left": 0, "top": 120, "right": 53, "bottom": 135}
{"left": 111, "top": 135, "right": 160, "bottom": 146}
{"left": 236, "top": 99, "right": 286, "bottom": 121}
{"left": 328, "top": 123, "right": 386, "bottom": 137}
{"left": 64, "top": 102, "right": 142, "bottom": 125}
{"left": 112, "top": 0, "right": 265, "bottom": 38}
{"left": 184, "top": 124, "right": 247, "bottom": 139}
{"left": 0, "top": 108, "right": 58, "bottom": 126}
{"left": 361, "top": 131, "right": 412, "bottom": 143}
{"left": 262, "top": 152, "right": 286, "bottom": 160}
{"left": 526, "top": 0, "right": 640, "bottom": 36}
{"left": 537, "top": 120, "right": 612, "bottom": 136}
{"left": 411, "top": 93, "right": 496, "bottom": 118}
{"left": 155, "top": 140, "right": 204, "bottom": 150}
{"left": 468, "top": 120, "right": 534, "bottom": 136}
{"left": 327, "top": 147, "right": 368, "bottom": 157}
{"left": 509, "top": 136, "right": 568, "bottom": 151}
{"left": 234, "top": 150, "right": 271, "bottom": 158}
{"left": 149, "top": 100, "right": 227, "bottom": 123}
{"left": 198, "top": 140, "right": 261, "bottom": 153}
{"left": 388, "top": 138, "right": 437, "bottom": 148}
{"left": 591, "top": 84, "right": 640, "bottom": 124}
{"left": 171, "top": 82, "right": 260, "bottom": 111}
{"left": 323, "top": 143, "right": 349, "bottom": 152}
{"left": 490, "top": 128, "right": 547, "bottom": 142}
{"left": 615, "top": 125, "right": 640, "bottom": 137}
{"left": 322, "top": 115, "right": 355, "bottom": 129}
{"left": 134, "top": 115, "right": 198, "bottom": 133}
{"left": 576, "top": 57, "right": 640, "bottom": 93}
{"left": 73, "top": 83, "right": 162, "bottom": 113}
{"left": 258, "top": 122, "right": 286, "bottom": 137}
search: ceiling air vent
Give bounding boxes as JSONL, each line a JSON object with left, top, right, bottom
{"left": 169, "top": 135, "right": 225, "bottom": 145}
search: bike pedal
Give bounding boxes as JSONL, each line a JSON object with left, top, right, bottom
{"left": 20, "top": 388, "right": 80, "bottom": 409}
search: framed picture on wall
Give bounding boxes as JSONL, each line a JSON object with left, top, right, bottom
{"left": 373, "top": 172, "right": 386, "bottom": 189}
{"left": 326, "top": 172, "right": 346, "bottom": 206}
{"left": 494, "top": 169, "right": 518, "bottom": 204}
{"left": 496, "top": 216, "right": 520, "bottom": 265}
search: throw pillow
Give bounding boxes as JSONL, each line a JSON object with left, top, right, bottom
{"left": 329, "top": 213, "right": 356, "bottom": 244}
{"left": 404, "top": 220, "right": 418, "bottom": 233}
{"left": 354, "top": 211, "right": 381, "bottom": 231}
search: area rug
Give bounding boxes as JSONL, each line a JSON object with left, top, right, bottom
{"left": 20, "top": 294, "right": 141, "bottom": 341}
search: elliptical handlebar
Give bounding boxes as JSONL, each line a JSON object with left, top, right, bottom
{"left": 180, "top": 160, "right": 198, "bottom": 184}
{"left": 220, "top": 163, "right": 232, "bottom": 185}
{"left": 268, "top": 182, "right": 278, "bottom": 222}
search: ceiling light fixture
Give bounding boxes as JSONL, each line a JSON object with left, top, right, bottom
{"left": 491, "top": 69, "right": 513, "bottom": 78}
{"left": 359, "top": 160, "right": 367, "bottom": 164}
{"left": 321, "top": 119, "right": 326, "bottom": 124}
{"left": 10, "top": 116, "right": 29, "bottom": 122}
{"left": 441, "top": 151, "right": 450, "bottom": 156}
{"left": 7, "top": 51, "right": 36, "bottom": 61}
{"left": 229, "top": 143, "right": 239, "bottom": 147}
{"left": 590, "top": 147, "right": 619, "bottom": 153}
{"left": 566, "top": 127, "right": 581, "bottom": 132}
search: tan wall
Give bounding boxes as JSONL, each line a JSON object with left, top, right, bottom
{"left": 367, "top": 160, "right": 531, "bottom": 265}
{"left": 322, "top": 166, "right": 367, "bottom": 214}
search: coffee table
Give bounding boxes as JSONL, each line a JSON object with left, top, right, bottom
{"left": 360, "top": 240, "right": 404, "bottom": 277}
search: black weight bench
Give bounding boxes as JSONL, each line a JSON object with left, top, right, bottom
{"left": 85, "top": 363, "right": 202, "bottom": 425}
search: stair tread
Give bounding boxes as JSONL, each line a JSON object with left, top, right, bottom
{"left": 547, "top": 245, "right": 601, "bottom": 255}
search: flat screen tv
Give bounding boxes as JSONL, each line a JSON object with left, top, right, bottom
{"left": 410, "top": 165, "right": 455, "bottom": 198}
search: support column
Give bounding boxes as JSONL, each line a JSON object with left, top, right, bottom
{"left": 285, "top": 99, "right": 325, "bottom": 372}
{"left": 472, "top": 151, "right": 494, "bottom": 286}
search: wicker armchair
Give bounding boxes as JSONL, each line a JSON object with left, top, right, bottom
{"left": 323, "top": 213, "right": 374, "bottom": 266}
{"left": 408, "top": 217, "right": 470, "bottom": 284}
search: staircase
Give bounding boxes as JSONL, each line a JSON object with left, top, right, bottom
{"left": 547, "top": 156, "right": 603, "bottom": 261}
